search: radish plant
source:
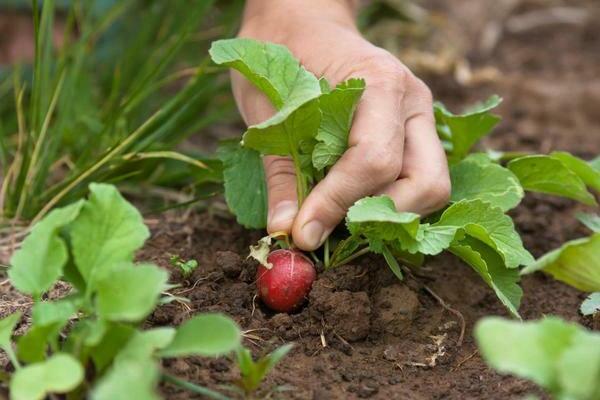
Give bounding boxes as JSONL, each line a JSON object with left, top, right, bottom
{"left": 1, "top": 184, "right": 241, "bottom": 400}
{"left": 210, "top": 38, "right": 600, "bottom": 317}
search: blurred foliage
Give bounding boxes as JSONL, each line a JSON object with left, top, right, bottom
{"left": 0, "top": 0, "right": 244, "bottom": 223}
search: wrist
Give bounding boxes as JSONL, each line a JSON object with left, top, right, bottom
{"left": 240, "top": 0, "right": 358, "bottom": 40}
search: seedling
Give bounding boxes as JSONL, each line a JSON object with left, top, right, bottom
{"left": 234, "top": 344, "right": 294, "bottom": 398}
{"left": 210, "top": 38, "right": 600, "bottom": 317}
{"left": 170, "top": 254, "right": 199, "bottom": 278}
{"left": 1, "top": 184, "right": 241, "bottom": 399}
{"left": 475, "top": 317, "right": 600, "bottom": 400}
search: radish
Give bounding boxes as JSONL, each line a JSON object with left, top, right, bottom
{"left": 256, "top": 249, "right": 316, "bottom": 312}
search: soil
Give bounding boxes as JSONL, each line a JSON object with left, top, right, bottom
{"left": 1, "top": 0, "right": 599, "bottom": 399}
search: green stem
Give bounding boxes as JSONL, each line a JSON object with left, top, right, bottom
{"left": 324, "top": 237, "right": 330, "bottom": 268}
{"left": 161, "top": 374, "right": 231, "bottom": 400}
{"left": 331, "top": 246, "right": 370, "bottom": 268}
{"left": 5, "top": 345, "right": 21, "bottom": 370}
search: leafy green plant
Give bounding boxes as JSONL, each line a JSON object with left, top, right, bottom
{"left": 475, "top": 317, "right": 600, "bottom": 400}
{"left": 169, "top": 254, "right": 199, "bottom": 278}
{"left": 581, "top": 292, "right": 600, "bottom": 317}
{"left": 0, "top": 0, "right": 240, "bottom": 224}
{"left": 209, "top": 38, "right": 600, "bottom": 319}
{"left": 234, "top": 344, "right": 293, "bottom": 398}
{"left": 1, "top": 183, "right": 241, "bottom": 399}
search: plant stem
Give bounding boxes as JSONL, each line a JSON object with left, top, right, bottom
{"left": 331, "top": 246, "right": 370, "bottom": 268}
{"left": 324, "top": 237, "right": 330, "bottom": 268}
{"left": 5, "top": 345, "right": 21, "bottom": 370}
{"left": 161, "top": 374, "right": 232, "bottom": 400}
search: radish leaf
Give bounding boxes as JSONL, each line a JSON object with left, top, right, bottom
{"left": 313, "top": 78, "right": 365, "bottom": 170}
{"left": 508, "top": 155, "right": 596, "bottom": 206}
{"left": 521, "top": 233, "right": 600, "bottom": 292}
{"left": 10, "top": 354, "right": 84, "bottom": 400}
{"left": 580, "top": 293, "right": 600, "bottom": 316}
{"left": 217, "top": 140, "right": 268, "bottom": 229}
{"left": 92, "top": 359, "right": 160, "bottom": 400}
{"left": 434, "top": 95, "right": 502, "bottom": 162}
{"left": 70, "top": 183, "right": 149, "bottom": 284}
{"left": 450, "top": 158, "right": 524, "bottom": 211}
{"left": 8, "top": 200, "right": 84, "bottom": 298}
{"left": 576, "top": 212, "right": 600, "bottom": 233}
{"left": 550, "top": 151, "right": 600, "bottom": 192}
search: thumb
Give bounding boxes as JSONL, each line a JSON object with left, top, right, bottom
{"left": 263, "top": 156, "right": 298, "bottom": 234}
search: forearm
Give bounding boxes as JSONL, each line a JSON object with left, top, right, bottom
{"left": 241, "top": 0, "right": 359, "bottom": 34}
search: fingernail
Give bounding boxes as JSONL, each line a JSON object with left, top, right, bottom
{"left": 301, "top": 220, "right": 327, "bottom": 249}
{"left": 269, "top": 201, "right": 298, "bottom": 229}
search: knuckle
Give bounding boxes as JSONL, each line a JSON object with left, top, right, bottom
{"left": 359, "top": 54, "right": 410, "bottom": 90}
{"left": 413, "top": 78, "right": 433, "bottom": 104}
{"left": 264, "top": 157, "right": 296, "bottom": 190}
{"left": 363, "top": 148, "right": 402, "bottom": 180}
{"left": 421, "top": 175, "right": 452, "bottom": 210}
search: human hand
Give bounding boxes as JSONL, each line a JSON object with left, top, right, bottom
{"left": 231, "top": 0, "right": 450, "bottom": 251}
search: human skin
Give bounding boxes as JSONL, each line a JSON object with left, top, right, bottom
{"left": 232, "top": 0, "right": 451, "bottom": 251}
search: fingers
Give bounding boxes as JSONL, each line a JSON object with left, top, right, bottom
{"left": 264, "top": 156, "right": 298, "bottom": 234}
{"left": 291, "top": 70, "right": 406, "bottom": 250}
{"left": 380, "top": 105, "right": 451, "bottom": 215}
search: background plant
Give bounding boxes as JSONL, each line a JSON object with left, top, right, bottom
{"left": 0, "top": 183, "right": 241, "bottom": 399}
{"left": 0, "top": 0, "right": 243, "bottom": 225}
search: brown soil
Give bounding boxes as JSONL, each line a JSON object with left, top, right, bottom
{"left": 1, "top": 0, "right": 599, "bottom": 399}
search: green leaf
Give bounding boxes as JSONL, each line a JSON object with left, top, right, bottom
{"left": 550, "top": 151, "right": 600, "bottom": 192}
{"left": 115, "top": 328, "right": 176, "bottom": 363}
{"left": 91, "top": 359, "right": 160, "bottom": 400}
{"left": 242, "top": 99, "right": 321, "bottom": 156}
{"left": 521, "top": 233, "right": 600, "bottom": 292}
{"left": 70, "top": 183, "right": 149, "bottom": 284}
{"left": 380, "top": 243, "right": 404, "bottom": 280}
{"left": 329, "top": 235, "right": 363, "bottom": 267}
{"left": 95, "top": 263, "right": 168, "bottom": 322}
{"left": 217, "top": 140, "right": 268, "bottom": 229}
{"left": 591, "top": 155, "right": 600, "bottom": 172}
{"left": 0, "top": 312, "right": 21, "bottom": 351}
{"left": 434, "top": 95, "right": 502, "bottom": 162}
{"left": 161, "top": 314, "right": 241, "bottom": 358}
{"left": 346, "top": 196, "right": 420, "bottom": 242}
{"left": 237, "top": 344, "right": 293, "bottom": 393}
{"left": 450, "top": 159, "right": 524, "bottom": 211}
{"left": 17, "top": 300, "right": 78, "bottom": 363}
{"left": 89, "top": 323, "right": 136, "bottom": 372}
{"left": 8, "top": 200, "right": 84, "bottom": 298}
{"left": 475, "top": 317, "right": 600, "bottom": 399}
{"left": 10, "top": 353, "right": 84, "bottom": 400}
{"left": 450, "top": 237, "right": 522, "bottom": 318}
{"left": 581, "top": 292, "right": 600, "bottom": 316}
{"left": 508, "top": 155, "right": 596, "bottom": 206}
{"left": 312, "top": 78, "right": 365, "bottom": 170}
{"left": 209, "top": 38, "right": 321, "bottom": 111}
{"left": 435, "top": 199, "right": 533, "bottom": 268}
{"left": 576, "top": 212, "right": 600, "bottom": 233}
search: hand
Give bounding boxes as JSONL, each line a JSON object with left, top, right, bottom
{"left": 231, "top": 0, "right": 450, "bottom": 251}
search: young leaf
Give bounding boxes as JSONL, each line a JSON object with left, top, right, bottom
{"left": 161, "top": 314, "right": 241, "bottom": 358}
{"left": 10, "top": 353, "right": 84, "bottom": 400}
{"left": 217, "top": 140, "right": 268, "bottom": 229}
{"left": 312, "top": 78, "right": 365, "bottom": 170}
{"left": 521, "top": 233, "right": 600, "bottom": 292}
{"left": 242, "top": 99, "right": 321, "bottom": 156}
{"left": 91, "top": 359, "right": 160, "bottom": 400}
{"left": 346, "top": 196, "right": 420, "bottom": 242}
{"left": 95, "top": 263, "right": 168, "bottom": 322}
{"left": 507, "top": 155, "right": 596, "bottom": 206}
{"left": 591, "top": 155, "right": 600, "bottom": 172}
{"left": 70, "top": 183, "right": 150, "bottom": 284}
{"left": 380, "top": 243, "right": 404, "bottom": 280}
{"left": 450, "top": 159, "right": 524, "bottom": 211}
{"left": 580, "top": 292, "right": 600, "bottom": 316}
{"left": 0, "top": 312, "right": 21, "bottom": 352}
{"left": 209, "top": 38, "right": 321, "bottom": 112}
{"left": 576, "top": 212, "right": 600, "bottom": 233}
{"left": 89, "top": 323, "right": 136, "bottom": 372}
{"left": 475, "top": 317, "right": 600, "bottom": 400}
{"left": 8, "top": 200, "right": 84, "bottom": 298}
{"left": 434, "top": 95, "right": 502, "bottom": 162}
{"left": 434, "top": 199, "right": 533, "bottom": 268}
{"left": 550, "top": 151, "right": 600, "bottom": 192}
{"left": 236, "top": 344, "right": 293, "bottom": 393}
{"left": 115, "top": 328, "right": 176, "bottom": 363}
{"left": 450, "top": 237, "right": 522, "bottom": 318}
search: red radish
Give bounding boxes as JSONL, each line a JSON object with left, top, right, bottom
{"left": 256, "top": 249, "right": 316, "bottom": 312}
